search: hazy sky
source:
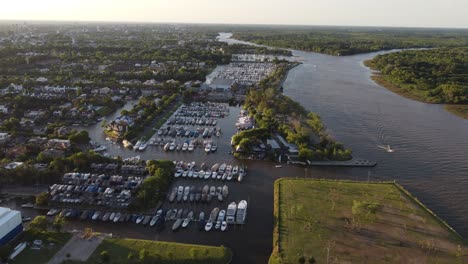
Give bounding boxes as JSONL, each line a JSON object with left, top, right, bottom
{"left": 1, "top": 0, "right": 467, "bottom": 28}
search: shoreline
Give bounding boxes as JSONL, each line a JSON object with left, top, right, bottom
{"left": 364, "top": 61, "right": 468, "bottom": 120}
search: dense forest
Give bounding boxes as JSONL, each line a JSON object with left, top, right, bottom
{"left": 365, "top": 47, "right": 468, "bottom": 118}
{"left": 233, "top": 27, "right": 468, "bottom": 55}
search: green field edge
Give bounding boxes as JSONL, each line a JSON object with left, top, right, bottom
{"left": 270, "top": 178, "right": 466, "bottom": 264}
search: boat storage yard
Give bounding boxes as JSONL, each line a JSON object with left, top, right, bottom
{"left": 45, "top": 102, "right": 250, "bottom": 234}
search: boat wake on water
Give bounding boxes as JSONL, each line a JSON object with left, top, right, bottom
{"left": 377, "top": 145, "right": 394, "bottom": 153}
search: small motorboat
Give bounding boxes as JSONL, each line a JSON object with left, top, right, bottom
{"left": 205, "top": 220, "right": 213, "bottom": 231}
{"left": 221, "top": 221, "right": 228, "bottom": 231}
{"left": 182, "top": 211, "right": 193, "bottom": 228}
{"left": 172, "top": 219, "right": 183, "bottom": 231}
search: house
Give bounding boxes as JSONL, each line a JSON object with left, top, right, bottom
{"left": 52, "top": 110, "right": 63, "bottom": 117}
{"left": 55, "top": 126, "right": 71, "bottom": 137}
{"left": 24, "top": 110, "right": 46, "bottom": 119}
{"left": 36, "top": 77, "right": 48, "bottom": 83}
{"left": 0, "top": 132, "right": 10, "bottom": 144}
{"left": 0, "top": 105, "right": 8, "bottom": 114}
{"left": 47, "top": 139, "right": 71, "bottom": 150}
{"left": 99, "top": 87, "right": 111, "bottom": 94}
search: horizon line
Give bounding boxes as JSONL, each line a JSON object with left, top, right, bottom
{"left": 0, "top": 19, "right": 467, "bottom": 30}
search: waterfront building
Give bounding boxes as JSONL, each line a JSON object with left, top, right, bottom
{"left": 0, "top": 207, "right": 23, "bottom": 246}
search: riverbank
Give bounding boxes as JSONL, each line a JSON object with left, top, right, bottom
{"left": 271, "top": 178, "right": 468, "bottom": 264}
{"left": 368, "top": 73, "right": 468, "bottom": 119}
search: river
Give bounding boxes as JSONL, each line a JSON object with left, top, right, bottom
{"left": 217, "top": 32, "right": 468, "bottom": 236}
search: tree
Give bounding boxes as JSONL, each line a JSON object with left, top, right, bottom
{"left": 52, "top": 214, "right": 66, "bottom": 232}
{"left": 36, "top": 192, "right": 50, "bottom": 206}
{"left": 308, "top": 257, "right": 316, "bottom": 264}
{"left": 29, "top": 216, "right": 48, "bottom": 232}
{"left": 100, "top": 251, "right": 110, "bottom": 263}
{"left": 299, "top": 256, "right": 306, "bottom": 264}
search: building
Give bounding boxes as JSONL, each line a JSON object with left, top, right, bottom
{"left": 0, "top": 132, "right": 10, "bottom": 144}
{"left": 209, "top": 79, "right": 236, "bottom": 91}
{"left": 0, "top": 105, "right": 8, "bottom": 114}
{"left": 0, "top": 207, "right": 23, "bottom": 246}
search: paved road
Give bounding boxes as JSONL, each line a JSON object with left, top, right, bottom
{"left": 48, "top": 234, "right": 103, "bottom": 264}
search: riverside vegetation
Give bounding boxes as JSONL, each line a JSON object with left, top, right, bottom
{"left": 365, "top": 47, "right": 468, "bottom": 119}
{"left": 233, "top": 62, "right": 352, "bottom": 161}
{"left": 233, "top": 26, "right": 468, "bottom": 56}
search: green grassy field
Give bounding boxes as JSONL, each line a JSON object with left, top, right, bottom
{"left": 271, "top": 179, "right": 468, "bottom": 264}
{"left": 7, "top": 231, "right": 72, "bottom": 264}
{"left": 79, "top": 238, "right": 232, "bottom": 264}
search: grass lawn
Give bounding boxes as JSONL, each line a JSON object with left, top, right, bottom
{"left": 8, "top": 231, "right": 72, "bottom": 264}
{"left": 78, "top": 237, "right": 232, "bottom": 264}
{"left": 271, "top": 179, "right": 468, "bottom": 264}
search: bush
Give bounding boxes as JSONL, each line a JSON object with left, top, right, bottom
{"left": 308, "top": 257, "right": 316, "bottom": 263}
{"left": 100, "top": 250, "right": 110, "bottom": 263}
{"left": 299, "top": 256, "right": 306, "bottom": 263}
{"left": 36, "top": 192, "right": 50, "bottom": 206}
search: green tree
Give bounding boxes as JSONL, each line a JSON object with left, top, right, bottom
{"left": 52, "top": 214, "right": 66, "bottom": 232}
{"left": 35, "top": 192, "right": 50, "bottom": 206}
{"left": 29, "top": 216, "right": 48, "bottom": 232}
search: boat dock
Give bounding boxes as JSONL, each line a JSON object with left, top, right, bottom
{"left": 306, "top": 157, "right": 377, "bottom": 167}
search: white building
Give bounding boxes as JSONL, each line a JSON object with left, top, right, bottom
{"left": 0, "top": 132, "right": 10, "bottom": 144}
{"left": 0, "top": 207, "right": 23, "bottom": 246}
{"left": 0, "top": 105, "right": 8, "bottom": 114}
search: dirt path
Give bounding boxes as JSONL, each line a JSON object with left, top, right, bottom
{"left": 48, "top": 234, "right": 103, "bottom": 264}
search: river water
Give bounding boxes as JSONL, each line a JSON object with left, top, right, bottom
{"left": 218, "top": 33, "right": 468, "bottom": 236}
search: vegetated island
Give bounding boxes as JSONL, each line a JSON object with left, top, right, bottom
{"left": 232, "top": 61, "right": 352, "bottom": 162}
{"left": 270, "top": 178, "right": 468, "bottom": 264}
{"left": 232, "top": 26, "right": 468, "bottom": 56}
{"left": 365, "top": 47, "right": 468, "bottom": 119}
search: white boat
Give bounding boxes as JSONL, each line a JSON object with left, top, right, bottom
{"left": 211, "top": 163, "right": 220, "bottom": 171}
{"left": 221, "top": 221, "right": 228, "bottom": 231}
{"left": 211, "top": 171, "right": 217, "bottom": 179}
{"left": 133, "top": 140, "right": 141, "bottom": 151}
{"left": 238, "top": 172, "right": 244, "bottom": 182}
{"left": 92, "top": 211, "right": 101, "bottom": 221}
{"left": 222, "top": 185, "right": 229, "bottom": 198}
{"left": 378, "top": 144, "right": 395, "bottom": 153}
{"left": 236, "top": 200, "right": 247, "bottom": 224}
{"left": 182, "top": 143, "right": 188, "bottom": 151}
{"left": 211, "top": 143, "right": 217, "bottom": 152}
{"left": 219, "top": 163, "right": 226, "bottom": 173}
{"left": 204, "top": 171, "right": 211, "bottom": 179}
{"left": 169, "top": 142, "right": 176, "bottom": 151}
{"left": 164, "top": 142, "right": 171, "bottom": 151}
{"left": 21, "top": 203, "right": 34, "bottom": 208}
{"left": 172, "top": 219, "right": 183, "bottom": 231}
{"left": 215, "top": 221, "right": 221, "bottom": 230}
{"left": 205, "top": 220, "right": 213, "bottom": 231}
{"left": 187, "top": 170, "right": 194, "bottom": 178}
{"left": 182, "top": 211, "right": 193, "bottom": 228}
{"left": 188, "top": 143, "right": 194, "bottom": 152}
{"left": 113, "top": 213, "right": 122, "bottom": 223}
{"left": 226, "top": 202, "right": 237, "bottom": 223}
{"left": 227, "top": 172, "right": 233, "bottom": 181}
{"left": 93, "top": 146, "right": 107, "bottom": 152}
{"left": 232, "top": 165, "right": 239, "bottom": 175}
{"left": 109, "top": 212, "right": 116, "bottom": 222}
{"left": 174, "top": 169, "right": 183, "bottom": 178}
{"left": 275, "top": 165, "right": 282, "bottom": 168}
{"left": 204, "top": 144, "right": 211, "bottom": 153}
{"left": 188, "top": 161, "right": 195, "bottom": 170}
{"left": 138, "top": 142, "right": 148, "bottom": 151}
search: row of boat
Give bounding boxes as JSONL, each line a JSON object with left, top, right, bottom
{"left": 45, "top": 200, "right": 247, "bottom": 231}
{"left": 166, "top": 117, "right": 219, "bottom": 126}
{"left": 174, "top": 162, "right": 246, "bottom": 182}
{"left": 168, "top": 185, "right": 229, "bottom": 203}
